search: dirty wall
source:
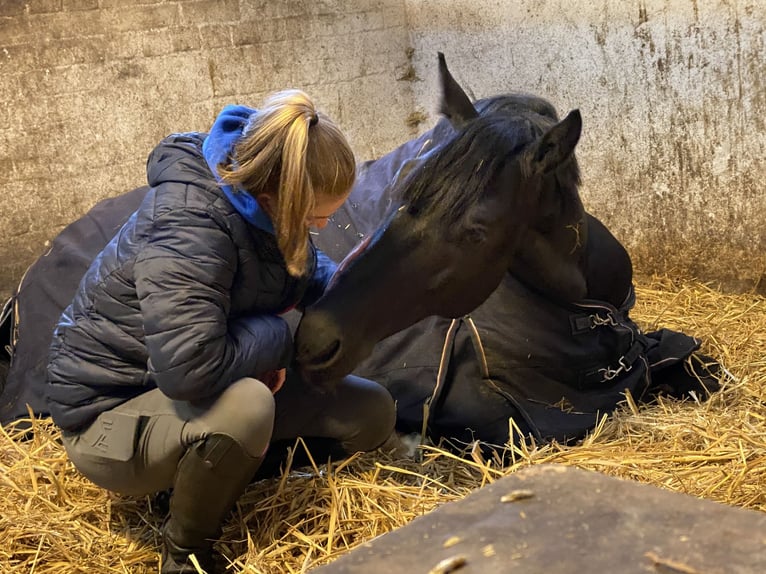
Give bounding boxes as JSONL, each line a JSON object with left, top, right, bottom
{"left": 1, "top": 0, "right": 765, "bottom": 302}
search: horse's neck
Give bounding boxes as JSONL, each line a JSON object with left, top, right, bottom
{"left": 509, "top": 212, "right": 632, "bottom": 308}
{"left": 509, "top": 229, "right": 588, "bottom": 303}
{"left": 582, "top": 213, "right": 633, "bottom": 306}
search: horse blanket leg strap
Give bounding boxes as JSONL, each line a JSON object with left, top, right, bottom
{"left": 0, "top": 296, "right": 14, "bottom": 360}
{"left": 421, "top": 318, "right": 460, "bottom": 439}
{"left": 462, "top": 315, "right": 545, "bottom": 443}
{"left": 2, "top": 262, "right": 29, "bottom": 361}
{"left": 1, "top": 268, "right": 27, "bottom": 395}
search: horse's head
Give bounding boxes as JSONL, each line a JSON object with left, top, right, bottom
{"left": 295, "top": 53, "right": 583, "bottom": 383}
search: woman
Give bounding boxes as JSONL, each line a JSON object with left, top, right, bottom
{"left": 45, "top": 91, "right": 397, "bottom": 573}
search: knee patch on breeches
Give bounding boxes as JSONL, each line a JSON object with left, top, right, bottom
{"left": 190, "top": 378, "right": 276, "bottom": 457}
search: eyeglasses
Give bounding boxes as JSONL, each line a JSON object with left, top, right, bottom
{"left": 306, "top": 214, "right": 332, "bottom": 227}
{"left": 307, "top": 215, "right": 330, "bottom": 223}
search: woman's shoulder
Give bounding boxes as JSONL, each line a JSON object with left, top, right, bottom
{"left": 144, "top": 184, "right": 241, "bottom": 232}
{"left": 138, "top": 185, "right": 261, "bottom": 262}
{"left": 141, "top": 133, "right": 231, "bottom": 215}
{"left": 146, "top": 132, "right": 217, "bottom": 193}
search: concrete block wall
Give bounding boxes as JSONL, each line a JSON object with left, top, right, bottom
{"left": 0, "top": 0, "right": 415, "bottom": 301}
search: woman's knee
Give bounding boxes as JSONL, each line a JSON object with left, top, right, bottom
{"left": 192, "top": 378, "right": 276, "bottom": 457}
{"left": 342, "top": 376, "right": 396, "bottom": 452}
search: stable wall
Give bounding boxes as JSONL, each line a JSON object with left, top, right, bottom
{"left": 0, "top": 0, "right": 415, "bottom": 301}
{"left": 1, "top": 0, "right": 765, "bottom": 301}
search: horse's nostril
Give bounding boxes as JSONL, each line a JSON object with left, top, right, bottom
{"left": 305, "top": 338, "right": 342, "bottom": 368}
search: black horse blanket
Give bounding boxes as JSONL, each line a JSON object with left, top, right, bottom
{"left": 0, "top": 129, "right": 718, "bottom": 448}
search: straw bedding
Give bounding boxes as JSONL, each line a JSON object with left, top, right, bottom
{"left": 1, "top": 274, "right": 764, "bottom": 573}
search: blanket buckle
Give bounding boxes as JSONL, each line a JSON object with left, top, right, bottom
{"left": 590, "top": 312, "right": 617, "bottom": 328}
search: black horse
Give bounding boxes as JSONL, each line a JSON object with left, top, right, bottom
{"left": 0, "top": 54, "right": 717, "bottom": 453}
{"left": 295, "top": 53, "right": 719, "bottom": 450}
{"left": 297, "top": 53, "right": 590, "bottom": 378}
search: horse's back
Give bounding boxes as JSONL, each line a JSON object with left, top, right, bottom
{"left": 0, "top": 186, "right": 149, "bottom": 425}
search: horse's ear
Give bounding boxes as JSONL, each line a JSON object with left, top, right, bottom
{"left": 526, "top": 109, "right": 582, "bottom": 174}
{"left": 438, "top": 52, "right": 479, "bottom": 129}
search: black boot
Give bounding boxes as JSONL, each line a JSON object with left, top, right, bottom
{"left": 161, "top": 433, "right": 263, "bottom": 574}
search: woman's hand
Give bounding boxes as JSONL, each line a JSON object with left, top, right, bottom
{"left": 261, "top": 368, "right": 286, "bottom": 394}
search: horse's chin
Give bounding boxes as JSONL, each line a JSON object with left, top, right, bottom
{"left": 298, "top": 353, "right": 360, "bottom": 386}
{"left": 296, "top": 337, "right": 374, "bottom": 386}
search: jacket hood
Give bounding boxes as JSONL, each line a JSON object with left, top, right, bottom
{"left": 202, "top": 104, "right": 275, "bottom": 233}
{"left": 145, "top": 105, "right": 274, "bottom": 233}
{"left": 146, "top": 132, "right": 212, "bottom": 189}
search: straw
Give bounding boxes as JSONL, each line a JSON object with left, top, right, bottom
{"left": 1, "top": 274, "right": 764, "bottom": 573}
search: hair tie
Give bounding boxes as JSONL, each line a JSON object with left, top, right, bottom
{"left": 309, "top": 113, "right": 319, "bottom": 127}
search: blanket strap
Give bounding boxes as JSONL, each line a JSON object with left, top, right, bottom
{"left": 0, "top": 297, "right": 13, "bottom": 360}
{"left": 421, "top": 318, "right": 461, "bottom": 438}
{"left": 1, "top": 262, "right": 30, "bottom": 360}
{"left": 461, "top": 316, "right": 544, "bottom": 443}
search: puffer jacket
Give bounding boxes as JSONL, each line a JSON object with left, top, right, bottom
{"left": 47, "top": 123, "right": 336, "bottom": 431}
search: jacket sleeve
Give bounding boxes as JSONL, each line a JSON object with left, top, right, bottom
{"left": 134, "top": 207, "right": 292, "bottom": 402}
{"left": 298, "top": 247, "right": 338, "bottom": 309}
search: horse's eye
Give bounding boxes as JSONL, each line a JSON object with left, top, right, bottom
{"left": 405, "top": 204, "right": 424, "bottom": 218}
{"left": 463, "top": 225, "right": 487, "bottom": 244}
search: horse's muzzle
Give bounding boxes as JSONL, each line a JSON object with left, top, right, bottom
{"left": 294, "top": 309, "right": 359, "bottom": 384}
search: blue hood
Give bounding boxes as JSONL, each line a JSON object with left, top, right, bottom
{"left": 202, "top": 104, "right": 274, "bottom": 233}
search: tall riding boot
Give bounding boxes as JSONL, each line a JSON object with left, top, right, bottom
{"left": 161, "top": 433, "right": 263, "bottom": 574}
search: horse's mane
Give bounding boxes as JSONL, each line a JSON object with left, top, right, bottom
{"left": 475, "top": 93, "right": 559, "bottom": 121}
{"left": 399, "top": 94, "right": 580, "bottom": 225}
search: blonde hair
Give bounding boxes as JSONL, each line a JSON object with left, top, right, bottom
{"left": 218, "top": 90, "right": 356, "bottom": 276}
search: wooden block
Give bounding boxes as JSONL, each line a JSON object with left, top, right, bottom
{"left": 313, "top": 464, "right": 766, "bottom": 573}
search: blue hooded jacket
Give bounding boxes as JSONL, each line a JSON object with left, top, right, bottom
{"left": 46, "top": 106, "right": 338, "bottom": 431}
{"left": 202, "top": 104, "right": 275, "bottom": 232}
